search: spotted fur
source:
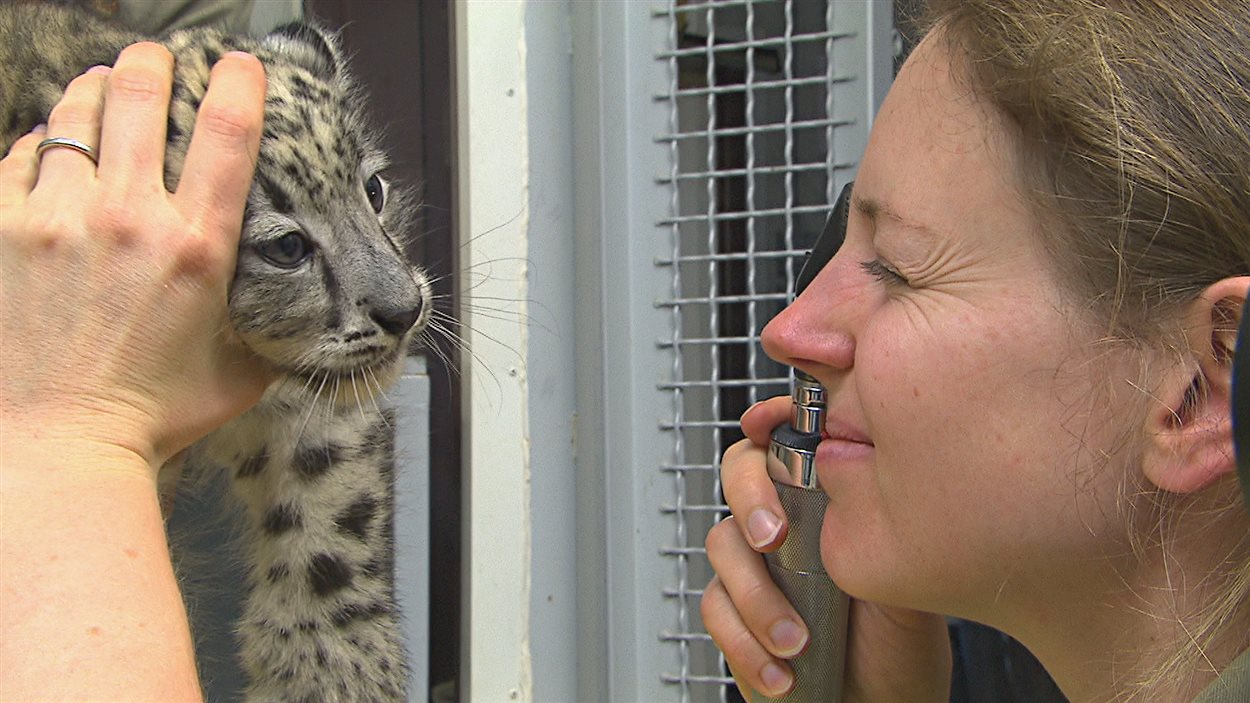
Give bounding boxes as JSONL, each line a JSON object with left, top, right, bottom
{"left": 1, "top": 4, "right": 429, "bottom": 701}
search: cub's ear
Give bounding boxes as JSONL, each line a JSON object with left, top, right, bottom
{"left": 261, "top": 21, "right": 344, "bottom": 77}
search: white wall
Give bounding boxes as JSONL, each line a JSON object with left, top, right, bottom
{"left": 454, "top": 2, "right": 581, "bottom": 701}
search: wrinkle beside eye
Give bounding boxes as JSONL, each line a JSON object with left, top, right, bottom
{"left": 883, "top": 236, "right": 985, "bottom": 290}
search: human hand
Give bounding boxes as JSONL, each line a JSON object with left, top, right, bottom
{"left": 702, "top": 396, "right": 953, "bottom": 702}
{"left": 0, "top": 43, "right": 274, "bottom": 474}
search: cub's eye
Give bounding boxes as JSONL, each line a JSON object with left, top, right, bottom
{"left": 258, "top": 231, "right": 313, "bottom": 268}
{"left": 365, "top": 173, "right": 385, "bottom": 214}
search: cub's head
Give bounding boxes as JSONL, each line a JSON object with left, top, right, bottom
{"left": 225, "top": 23, "right": 431, "bottom": 407}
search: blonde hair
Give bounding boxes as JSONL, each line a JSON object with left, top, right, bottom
{"left": 918, "top": 0, "right": 1250, "bottom": 698}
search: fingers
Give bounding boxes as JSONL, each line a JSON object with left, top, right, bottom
{"left": 176, "top": 51, "right": 265, "bottom": 241}
{"left": 722, "top": 438, "right": 789, "bottom": 551}
{"left": 724, "top": 395, "right": 792, "bottom": 552}
{"left": 740, "top": 395, "right": 792, "bottom": 446}
{"left": 96, "top": 43, "right": 174, "bottom": 188}
{"left": 702, "top": 577, "right": 787, "bottom": 700}
{"left": 707, "top": 518, "right": 810, "bottom": 656}
{"left": 706, "top": 393, "right": 805, "bottom": 697}
{"left": 0, "top": 125, "right": 47, "bottom": 208}
{"left": 35, "top": 66, "right": 110, "bottom": 187}
{"left": 704, "top": 517, "right": 808, "bottom": 698}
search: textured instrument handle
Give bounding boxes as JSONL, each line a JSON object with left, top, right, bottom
{"left": 755, "top": 481, "right": 849, "bottom": 702}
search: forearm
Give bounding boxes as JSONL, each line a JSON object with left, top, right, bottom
{"left": 0, "top": 441, "right": 202, "bottom": 702}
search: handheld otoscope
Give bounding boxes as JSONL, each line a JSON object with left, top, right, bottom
{"left": 756, "top": 183, "right": 854, "bottom": 702}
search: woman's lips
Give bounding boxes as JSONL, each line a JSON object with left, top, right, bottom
{"left": 823, "top": 417, "right": 872, "bottom": 445}
{"left": 818, "top": 417, "right": 874, "bottom": 464}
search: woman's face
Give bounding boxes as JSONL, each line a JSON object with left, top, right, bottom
{"left": 761, "top": 33, "right": 1137, "bottom": 623}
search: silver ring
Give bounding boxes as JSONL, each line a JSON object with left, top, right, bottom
{"left": 35, "top": 136, "right": 98, "bottom": 165}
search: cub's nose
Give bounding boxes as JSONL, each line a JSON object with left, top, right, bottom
{"left": 370, "top": 297, "right": 424, "bottom": 337}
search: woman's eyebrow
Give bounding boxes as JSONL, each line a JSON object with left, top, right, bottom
{"left": 852, "top": 194, "right": 940, "bottom": 240}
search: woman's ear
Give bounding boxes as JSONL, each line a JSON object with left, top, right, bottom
{"left": 1142, "top": 276, "right": 1250, "bottom": 494}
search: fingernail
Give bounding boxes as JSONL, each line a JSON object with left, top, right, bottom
{"left": 87, "top": 65, "right": 112, "bottom": 75}
{"left": 747, "top": 509, "right": 782, "bottom": 548}
{"left": 769, "top": 619, "right": 807, "bottom": 657}
{"left": 760, "top": 663, "right": 793, "bottom": 697}
{"left": 33, "top": 123, "right": 47, "bottom": 135}
{"left": 740, "top": 400, "right": 762, "bottom": 422}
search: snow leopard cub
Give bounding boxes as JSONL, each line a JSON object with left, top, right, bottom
{"left": 0, "top": 3, "right": 430, "bottom": 701}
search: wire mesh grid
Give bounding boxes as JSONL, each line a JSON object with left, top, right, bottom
{"left": 652, "top": 1, "right": 859, "bottom": 699}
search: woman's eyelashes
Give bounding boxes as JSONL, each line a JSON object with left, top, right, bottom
{"left": 860, "top": 258, "right": 909, "bottom": 286}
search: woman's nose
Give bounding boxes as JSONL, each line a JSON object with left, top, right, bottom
{"left": 760, "top": 262, "right": 858, "bottom": 375}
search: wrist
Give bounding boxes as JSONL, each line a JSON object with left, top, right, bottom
{"left": 1, "top": 422, "right": 158, "bottom": 485}
{"left": 0, "top": 372, "right": 172, "bottom": 463}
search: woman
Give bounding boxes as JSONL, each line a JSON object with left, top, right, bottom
{"left": 702, "top": 1, "right": 1250, "bottom": 701}
{"left": 0, "top": 44, "right": 269, "bottom": 700}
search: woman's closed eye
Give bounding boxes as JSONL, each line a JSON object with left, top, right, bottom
{"left": 860, "top": 259, "right": 910, "bottom": 286}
